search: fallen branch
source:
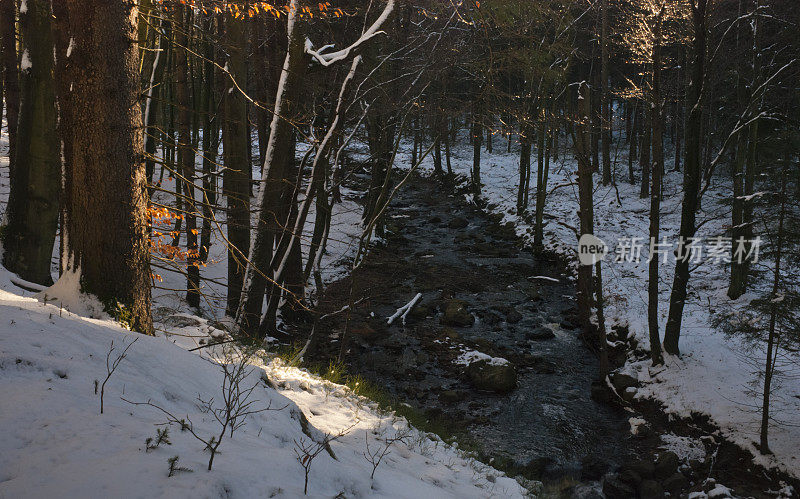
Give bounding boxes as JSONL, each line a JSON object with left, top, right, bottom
{"left": 387, "top": 292, "right": 422, "bottom": 326}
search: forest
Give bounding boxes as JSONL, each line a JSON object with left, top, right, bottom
{"left": 0, "top": 0, "right": 799, "bottom": 497}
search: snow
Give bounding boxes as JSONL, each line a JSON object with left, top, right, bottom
{"left": 0, "top": 267, "right": 528, "bottom": 497}
{"left": 628, "top": 416, "right": 647, "bottom": 436}
{"left": 659, "top": 433, "right": 707, "bottom": 462}
{"left": 405, "top": 131, "right": 800, "bottom": 479}
{"left": 454, "top": 350, "right": 509, "bottom": 367}
{"left": 20, "top": 49, "right": 31, "bottom": 72}
{"left": 387, "top": 292, "right": 422, "bottom": 325}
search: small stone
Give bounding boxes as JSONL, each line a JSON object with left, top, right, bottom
{"left": 351, "top": 323, "right": 377, "bottom": 340}
{"left": 439, "top": 390, "right": 467, "bottom": 404}
{"left": 523, "top": 283, "right": 541, "bottom": 301}
{"left": 448, "top": 217, "right": 469, "bottom": 229}
{"left": 465, "top": 359, "right": 517, "bottom": 393}
{"left": 522, "top": 456, "right": 554, "bottom": 480}
{"left": 638, "top": 479, "right": 664, "bottom": 498}
{"left": 603, "top": 475, "right": 636, "bottom": 499}
{"left": 590, "top": 381, "right": 612, "bottom": 404}
{"left": 440, "top": 299, "right": 474, "bottom": 327}
{"left": 580, "top": 456, "right": 609, "bottom": 481}
{"left": 619, "top": 469, "right": 642, "bottom": 486}
{"left": 609, "top": 372, "right": 639, "bottom": 392}
{"left": 526, "top": 327, "right": 555, "bottom": 341}
{"left": 407, "top": 302, "right": 433, "bottom": 322}
{"left": 625, "top": 459, "right": 655, "bottom": 479}
{"left": 654, "top": 451, "right": 680, "bottom": 480}
{"left": 506, "top": 308, "right": 523, "bottom": 324}
{"left": 622, "top": 386, "right": 637, "bottom": 402}
{"left": 662, "top": 472, "right": 689, "bottom": 496}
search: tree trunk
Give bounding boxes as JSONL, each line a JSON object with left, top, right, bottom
{"left": 238, "top": 2, "right": 308, "bottom": 335}
{"left": 173, "top": 3, "right": 200, "bottom": 309}
{"left": 600, "top": 0, "right": 611, "bottom": 185}
{"left": 471, "top": 103, "right": 482, "bottom": 198}
{"left": 199, "top": 13, "right": 218, "bottom": 264}
{"left": 628, "top": 102, "right": 638, "bottom": 183}
{"left": 575, "top": 82, "right": 594, "bottom": 336}
{"left": 63, "top": 0, "right": 153, "bottom": 334}
{"left": 673, "top": 48, "right": 684, "bottom": 172}
{"left": 221, "top": 12, "right": 251, "bottom": 316}
{"left": 3, "top": 0, "right": 60, "bottom": 285}
{"left": 534, "top": 114, "right": 552, "bottom": 251}
{"left": 0, "top": 0, "right": 19, "bottom": 177}
{"left": 664, "top": 0, "right": 707, "bottom": 356}
{"left": 639, "top": 113, "right": 651, "bottom": 198}
{"left": 760, "top": 158, "right": 787, "bottom": 456}
{"left": 648, "top": 9, "right": 665, "bottom": 366}
{"left": 517, "top": 125, "right": 532, "bottom": 212}
{"left": 143, "top": 15, "right": 167, "bottom": 188}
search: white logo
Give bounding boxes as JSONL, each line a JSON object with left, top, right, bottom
{"left": 578, "top": 234, "right": 607, "bottom": 266}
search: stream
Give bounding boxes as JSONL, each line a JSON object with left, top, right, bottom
{"left": 306, "top": 173, "right": 638, "bottom": 495}
{"left": 299, "top": 171, "right": 799, "bottom": 498}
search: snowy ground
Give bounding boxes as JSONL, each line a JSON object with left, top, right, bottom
{"left": 0, "top": 265, "right": 529, "bottom": 497}
{"left": 0, "top": 122, "right": 536, "bottom": 496}
{"left": 406, "top": 131, "right": 800, "bottom": 480}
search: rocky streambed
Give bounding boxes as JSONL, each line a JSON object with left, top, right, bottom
{"left": 297, "top": 172, "right": 796, "bottom": 498}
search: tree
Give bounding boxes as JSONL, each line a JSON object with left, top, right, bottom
{"left": 237, "top": 0, "right": 310, "bottom": 335}
{"left": 0, "top": 0, "right": 18, "bottom": 178}
{"left": 62, "top": 0, "right": 153, "bottom": 334}
{"left": 647, "top": 2, "right": 667, "bottom": 366}
{"left": 600, "top": 0, "right": 612, "bottom": 186}
{"left": 221, "top": 9, "right": 252, "bottom": 317}
{"left": 2, "top": 0, "right": 60, "bottom": 285}
{"left": 574, "top": 82, "right": 594, "bottom": 337}
{"left": 663, "top": 0, "right": 707, "bottom": 356}
{"left": 173, "top": 2, "right": 200, "bottom": 309}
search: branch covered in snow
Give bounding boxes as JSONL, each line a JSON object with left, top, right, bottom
{"left": 387, "top": 292, "right": 422, "bottom": 326}
{"left": 305, "top": 0, "right": 395, "bottom": 67}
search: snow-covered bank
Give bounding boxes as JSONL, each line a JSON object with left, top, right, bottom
{"left": 0, "top": 269, "right": 528, "bottom": 498}
{"left": 407, "top": 138, "right": 800, "bottom": 480}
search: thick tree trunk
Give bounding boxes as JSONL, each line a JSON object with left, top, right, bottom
{"left": 664, "top": 0, "right": 707, "bottom": 355}
{"left": 221, "top": 13, "right": 251, "bottom": 316}
{"left": 63, "top": 0, "right": 153, "bottom": 334}
{"left": 0, "top": 0, "right": 19, "bottom": 177}
{"left": 51, "top": 1, "right": 72, "bottom": 277}
{"left": 238, "top": 2, "right": 308, "bottom": 335}
{"left": 3, "top": 0, "right": 60, "bottom": 285}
